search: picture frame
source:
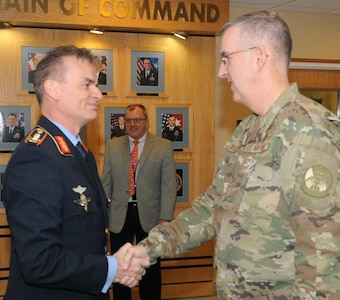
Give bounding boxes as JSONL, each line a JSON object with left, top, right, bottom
{"left": 130, "top": 50, "right": 164, "bottom": 94}
{"left": 156, "top": 106, "right": 189, "bottom": 149}
{"left": 103, "top": 105, "right": 127, "bottom": 148}
{"left": 175, "top": 162, "right": 189, "bottom": 203}
{"left": 21, "top": 46, "right": 52, "bottom": 91}
{"left": 90, "top": 48, "right": 114, "bottom": 93}
{"left": 0, "top": 105, "right": 32, "bottom": 152}
{"left": 0, "top": 165, "right": 5, "bottom": 208}
{"left": 21, "top": 46, "right": 114, "bottom": 93}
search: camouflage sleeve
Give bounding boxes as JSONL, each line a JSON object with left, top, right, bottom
{"left": 281, "top": 133, "right": 340, "bottom": 299}
{"left": 139, "top": 183, "right": 217, "bottom": 263}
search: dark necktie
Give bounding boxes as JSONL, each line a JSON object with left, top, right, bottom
{"left": 76, "top": 141, "right": 87, "bottom": 161}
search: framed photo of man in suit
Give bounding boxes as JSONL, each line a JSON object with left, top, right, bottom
{"left": 104, "top": 106, "right": 126, "bottom": 147}
{"left": 0, "top": 105, "right": 31, "bottom": 152}
{"left": 130, "top": 50, "right": 165, "bottom": 94}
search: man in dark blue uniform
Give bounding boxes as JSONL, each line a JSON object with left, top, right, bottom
{"left": 3, "top": 45, "right": 149, "bottom": 300}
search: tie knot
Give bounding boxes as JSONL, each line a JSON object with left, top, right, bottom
{"left": 133, "top": 140, "right": 139, "bottom": 146}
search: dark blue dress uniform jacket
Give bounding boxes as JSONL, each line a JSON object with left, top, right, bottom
{"left": 3, "top": 116, "right": 110, "bottom": 300}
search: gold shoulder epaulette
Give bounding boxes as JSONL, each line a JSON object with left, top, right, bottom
{"left": 25, "top": 125, "right": 72, "bottom": 156}
{"left": 25, "top": 127, "right": 48, "bottom": 146}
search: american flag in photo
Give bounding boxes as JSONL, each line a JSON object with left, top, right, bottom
{"left": 161, "top": 113, "right": 171, "bottom": 130}
{"left": 18, "top": 112, "right": 25, "bottom": 127}
{"left": 110, "top": 113, "right": 120, "bottom": 137}
{"left": 0, "top": 112, "right": 5, "bottom": 127}
{"left": 136, "top": 59, "right": 144, "bottom": 85}
{"left": 28, "top": 53, "right": 36, "bottom": 71}
{"left": 161, "top": 113, "right": 184, "bottom": 130}
{"left": 28, "top": 53, "right": 46, "bottom": 71}
{"left": 110, "top": 113, "right": 119, "bottom": 127}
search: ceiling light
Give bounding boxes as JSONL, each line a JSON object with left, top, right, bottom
{"left": 90, "top": 27, "right": 104, "bottom": 35}
{"left": 0, "top": 22, "right": 13, "bottom": 29}
{"left": 174, "top": 32, "right": 189, "bottom": 40}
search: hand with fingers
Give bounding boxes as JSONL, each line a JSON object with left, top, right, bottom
{"left": 112, "top": 243, "right": 150, "bottom": 288}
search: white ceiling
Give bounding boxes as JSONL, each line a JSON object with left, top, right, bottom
{"left": 230, "top": 0, "right": 340, "bottom": 14}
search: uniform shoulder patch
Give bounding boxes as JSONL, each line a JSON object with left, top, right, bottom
{"left": 55, "top": 136, "right": 71, "bottom": 154}
{"left": 25, "top": 127, "right": 48, "bottom": 146}
{"left": 25, "top": 126, "right": 72, "bottom": 156}
{"left": 302, "top": 165, "right": 333, "bottom": 198}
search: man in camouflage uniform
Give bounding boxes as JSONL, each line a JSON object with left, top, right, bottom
{"left": 125, "top": 11, "right": 340, "bottom": 299}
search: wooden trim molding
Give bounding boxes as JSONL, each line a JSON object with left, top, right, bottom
{"left": 290, "top": 58, "right": 340, "bottom": 70}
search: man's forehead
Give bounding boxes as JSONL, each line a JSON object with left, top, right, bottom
{"left": 126, "top": 108, "right": 143, "bottom": 116}
{"left": 220, "top": 29, "right": 241, "bottom": 53}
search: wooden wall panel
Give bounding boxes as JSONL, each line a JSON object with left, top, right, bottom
{"left": 288, "top": 69, "right": 340, "bottom": 89}
{"left": 0, "top": 211, "right": 9, "bottom": 299}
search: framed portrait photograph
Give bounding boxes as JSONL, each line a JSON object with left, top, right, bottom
{"left": 21, "top": 46, "right": 52, "bottom": 91}
{"left": 130, "top": 50, "right": 164, "bottom": 94}
{"left": 156, "top": 107, "right": 189, "bottom": 149}
{"left": 0, "top": 105, "right": 31, "bottom": 152}
{"left": 104, "top": 106, "right": 127, "bottom": 146}
{"left": 0, "top": 165, "right": 5, "bottom": 208}
{"left": 21, "top": 46, "right": 113, "bottom": 93}
{"left": 90, "top": 49, "right": 114, "bottom": 93}
{"left": 175, "top": 162, "right": 189, "bottom": 203}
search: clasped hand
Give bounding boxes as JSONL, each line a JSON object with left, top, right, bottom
{"left": 113, "top": 243, "right": 149, "bottom": 288}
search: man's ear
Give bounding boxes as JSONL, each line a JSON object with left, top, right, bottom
{"left": 44, "top": 79, "right": 59, "bottom": 100}
{"left": 255, "top": 45, "right": 268, "bottom": 71}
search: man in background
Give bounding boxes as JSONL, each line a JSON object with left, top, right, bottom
{"left": 102, "top": 104, "right": 177, "bottom": 300}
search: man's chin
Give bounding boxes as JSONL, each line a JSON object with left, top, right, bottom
{"left": 230, "top": 92, "right": 241, "bottom": 104}
{"left": 86, "top": 112, "right": 98, "bottom": 123}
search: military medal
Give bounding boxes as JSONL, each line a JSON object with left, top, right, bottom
{"left": 73, "top": 185, "right": 92, "bottom": 212}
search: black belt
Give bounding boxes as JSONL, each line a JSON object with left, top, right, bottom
{"left": 128, "top": 201, "right": 137, "bottom": 207}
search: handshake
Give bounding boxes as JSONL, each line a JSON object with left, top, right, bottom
{"left": 112, "top": 243, "right": 150, "bottom": 288}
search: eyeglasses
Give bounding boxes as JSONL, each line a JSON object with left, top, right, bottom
{"left": 221, "top": 47, "right": 257, "bottom": 66}
{"left": 125, "top": 118, "right": 147, "bottom": 124}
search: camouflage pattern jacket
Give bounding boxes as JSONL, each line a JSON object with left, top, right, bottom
{"left": 140, "top": 83, "right": 340, "bottom": 299}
